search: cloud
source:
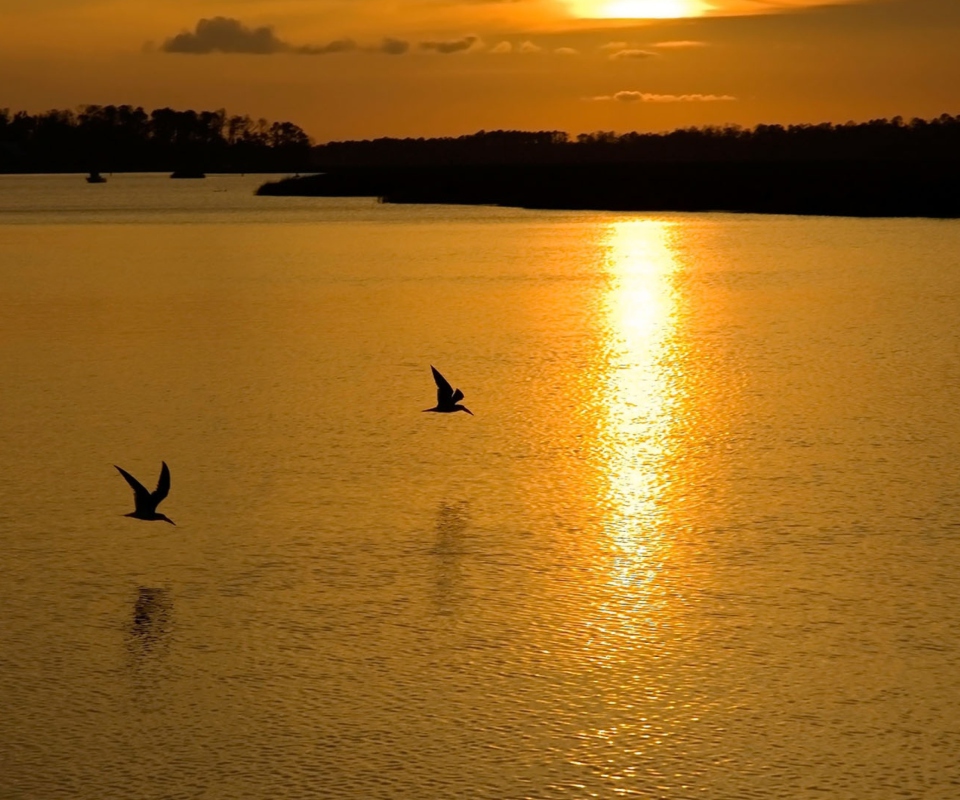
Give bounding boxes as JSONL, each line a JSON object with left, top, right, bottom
{"left": 589, "top": 92, "right": 737, "bottom": 102}
{"left": 652, "top": 40, "right": 708, "bottom": 48}
{"left": 489, "top": 41, "right": 576, "bottom": 56}
{"left": 296, "top": 39, "right": 357, "bottom": 55}
{"left": 162, "top": 17, "right": 362, "bottom": 56}
{"left": 599, "top": 41, "right": 657, "bottom": 60}
{"left": 420, "top": 36, "right": 479, "bottom": 54}
{"left": 377, "top": 38, "right": 410, "bottom": 55}
{"left": 160, "top": 18, "right": 414, "bottom": 56}
{"left": 162, "top": 17, "right": 287, "bottom": 54}
{"left": 609, "top": 49, "right": 657, "bottom": 60}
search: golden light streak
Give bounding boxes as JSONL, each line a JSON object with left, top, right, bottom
{"left": 568, "top": 219, "right": 690, "bottom": 780}
{"left": 595, "top": 220, "right": 682, "bottom": 609}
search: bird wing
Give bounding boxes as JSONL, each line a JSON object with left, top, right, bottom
{"left": 431, "top": 366, "right": 454, "bottom": 404}
{"left": 451, "top": 388, "right": 464, "bottom": 403}
{"left": 153, "top": 462, "right": 171, "bottom": 504}
{"left": 116, "top": 465, "right": 152, "bottom": 511}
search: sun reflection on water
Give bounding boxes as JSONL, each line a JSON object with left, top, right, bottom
{"left": 596, "top": 220, "right": 683, "bottom": 608}
{"left": 571, "top": 219, "right": 691, "bottom": 785}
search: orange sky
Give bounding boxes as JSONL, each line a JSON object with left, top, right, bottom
{"left": 1, "top": 0, "right": 958, "bottom": 141}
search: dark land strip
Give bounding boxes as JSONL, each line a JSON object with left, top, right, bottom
{"left": 256, "top": 161, "right": 960, "bottom": 218}
{"left": 6, "top": 106, "right": 960, "bottom": 216}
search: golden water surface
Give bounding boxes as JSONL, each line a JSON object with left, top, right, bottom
{"left": 1, "top": 174, "right": 960, "bottom": 799}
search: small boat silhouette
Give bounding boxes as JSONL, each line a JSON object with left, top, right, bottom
{"left": 115, "top": 462, "right": 176, "bottom": 525}
{"left": 424, "top": 366, "right": 473, "bottom": 415}
{"left": 86, "top": 171, "right": 106, "bottom": 183}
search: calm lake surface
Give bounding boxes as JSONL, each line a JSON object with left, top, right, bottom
{"left": 2, "top": 173, "right": 960, "bottom": 799}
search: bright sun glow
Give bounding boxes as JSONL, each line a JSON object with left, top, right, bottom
{"left": 571, "top": 0, "right": 711, "bottom": 18}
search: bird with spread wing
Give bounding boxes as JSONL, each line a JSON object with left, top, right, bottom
{"left": 424, "top": 366, "right": 473, "bottom": 416}
{"left": 115, "top": 462, "right": 176, "bottom": 525}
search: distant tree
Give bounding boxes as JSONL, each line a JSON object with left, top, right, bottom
{"left": 0, "top": 105, "right": 315, "bottom": 173}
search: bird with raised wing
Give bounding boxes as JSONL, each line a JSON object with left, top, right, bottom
{"left": 115, "top": 462, "right": 176, "bottom": 525}
{"left": 424, "top": 366, "right": 473, "bottom": 415}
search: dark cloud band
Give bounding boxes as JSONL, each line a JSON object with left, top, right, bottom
{"left": 419, "top": 36, "right": 479, "bottom": 54}
{"left": 160, "top": 17, "right": 408, "bottom": 56}
{"left": 162, "top": 17, "right": 287, "bottom": 54}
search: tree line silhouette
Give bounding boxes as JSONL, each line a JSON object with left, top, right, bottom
{"left": 5, "top": 108, "right": 960, "bottom": 175}
{"left": 312, "top": 114, "right": 960, "bottom": 167}
{"left": 261, "top": 112, "right": 960, "bottom": 218}
{"left": 0, "top": 105, "right": 312, "bottom": 173}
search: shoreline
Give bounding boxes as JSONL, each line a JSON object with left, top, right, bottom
{"left": 256, "top": 161, "right": 960, "bottom": 219}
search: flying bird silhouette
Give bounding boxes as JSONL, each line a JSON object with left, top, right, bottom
{"left": 115, "top": 462, "right": 176, "bottom": 525}
{"left": 424, "top": 366, "right": 473, "bottom": 415}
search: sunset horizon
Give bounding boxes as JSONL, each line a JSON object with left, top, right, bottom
{"left": 3, "top": 3, "right": 960, "bottom": 799}
{"left": 3, "top": 0, "right": 957, "bottom": 142}
{"left": 8, "top": 101, "right": 960, "bottom": 147}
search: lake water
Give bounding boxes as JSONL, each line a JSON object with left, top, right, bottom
{"left": 2, "top": 173, "right": 960, "bottom": 799}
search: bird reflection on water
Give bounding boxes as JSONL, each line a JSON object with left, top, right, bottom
{"left": 432, "top": 501, "right": 470, "bottom": 615}
{"left": 127, "top": 587, "right": 173, "bottom": 661}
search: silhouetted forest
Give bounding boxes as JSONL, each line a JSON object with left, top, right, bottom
{"left": 8, "top": 109, "right": 960, "bottom": 175}
{"left": 261, "top": 113, "right": 960, "bottom": 218}
{"left": 0, "top": 105, "right": 312, "bottom": 173}
{"left": 7, "top": 106, "right": 960, "bottom": 215}
{"left": 311, "top": 114, "right": 960, "bottom": 167}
